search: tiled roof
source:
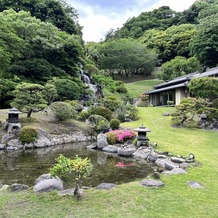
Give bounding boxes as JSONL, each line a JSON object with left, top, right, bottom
{"left": 155, "top": 72, "right": 197, "bottom": 89}
{"left": 145, "top": 82, "right": 187, "bottom": 94}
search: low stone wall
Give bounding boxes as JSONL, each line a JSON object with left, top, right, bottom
{"left": 0, "top": 129, "right": 96, "bottom": 150}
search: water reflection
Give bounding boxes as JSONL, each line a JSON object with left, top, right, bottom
{"left": 0, "top": 142, "right": 153, "bottom": 187}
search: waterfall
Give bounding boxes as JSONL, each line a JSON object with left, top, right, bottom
{"left": 79, "top": 70, "right": 104, "bottom": 104}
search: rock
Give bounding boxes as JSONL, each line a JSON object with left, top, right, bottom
{"left": 11, "top": 183, "right": 29, "bottom": 192}
{"left": 33, "top": 174, "right": 63, "bottom": 193}
{"left": 0, "top": 144, "right": 5, "bottom": 150}
{"left": 162, "top": 168, "right": 187, "bottom": 175}
{"left": 97, "top": 133, "right": 108, "bottom": 149}
{"left": 164, "top": 162, "right": 178, "bottom": 170}
{"left": 141, "top": 179, "right": 164, "bottom": 187}
{"left": 86, "top": 143, "right": 97, "bottom": 149}
{"left": 162, "top": 112, "right": 170, "bottom": 116}
{"left": 102, "top": 145, "right": 119, "bottom": 153}
{"left": 24, "top": 142, "right": 34, "bottom": 149}
{"left": 133, "top": 149, "right": 150, "bottom": 159}
{"left": 188, "top": 181, "right": 203, "bottom": 189}
{"left": 96, "top": 183, "right": 117, "bottom": 190}
{"left": 7, "top": 139, "right": 23, "bottom": 149}
{"left": 179, "top": 162, "right": 189, "bottom": 170}
{"left": 1, "top": 134, "right": 14, "bottom": 144}
{"left": 34, "top": 137, "right": 52, "bottom": 148}
{"left": 0, "top": 185, "right": 9, "bottom": 191}
{"left": 156, "top": 158, "right": 179, "bottom": 170}
{"left": 118, "top": 147, "right": 136, "bottom": 157}
{"left": 171, "top": 157, "right": 185, "bottom": 163}
{"left": 58, "top": 188, "right": 75, "bottom": 196}
{"left": 6, "top": 146, "right": 16, "bottom": 150}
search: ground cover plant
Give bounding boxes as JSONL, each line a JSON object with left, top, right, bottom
{"left": 0, "top": 107, "right": 217, "bottom": 218}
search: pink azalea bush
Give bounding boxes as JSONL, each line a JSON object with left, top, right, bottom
{"left": 105, "top": 129, "right": 136, "bottom": 144}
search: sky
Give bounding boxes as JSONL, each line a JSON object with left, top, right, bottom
{"left": 67, "top": 0, "right": 197, "bottom": 42}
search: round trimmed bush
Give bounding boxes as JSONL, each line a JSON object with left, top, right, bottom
{"left": 19, "top": 126, "right": 38, "bottom": 144}
{"left": 94, "top": 106, "right": 112, "bottom": 121}
{"left": 50, "top": 102, "right": 74, "bottom": 121}
{"left": 109, "top": 119, "right": 120, "bottom": 130}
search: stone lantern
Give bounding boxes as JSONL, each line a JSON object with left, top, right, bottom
{"left": 6, "top": 107, "right": 22, "bottom": 133}
{"left": 134, "top": 124, "right": 151, "bottom": 147}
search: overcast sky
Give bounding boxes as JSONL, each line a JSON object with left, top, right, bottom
{"left": 67, "top": 0, "right": 196, "bottom": 42}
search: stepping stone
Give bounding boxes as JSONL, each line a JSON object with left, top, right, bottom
{"left": 188, "top": 181, "right": 203, "bottom": 189}
{"left": 141, "top": 179, "right": 164, "bottom": 187}
{"left": 96, "top": 183, "right": 117, "bottom": 190}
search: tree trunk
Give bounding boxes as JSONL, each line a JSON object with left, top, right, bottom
{"left": 27, "top": 109, "right": 33, "bottom": 118}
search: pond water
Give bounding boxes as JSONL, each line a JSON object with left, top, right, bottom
{"left": 0, "top": 142, "right": 153, "bottom": 188}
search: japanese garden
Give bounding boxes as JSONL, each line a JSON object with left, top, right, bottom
{"left": 0, "top": 0, "right": 218, "bottom": 217}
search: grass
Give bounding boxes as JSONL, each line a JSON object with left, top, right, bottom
{"left": 0, "top": 107, "right": 218, "bottom": 218}
{"left": 103, "top": 79, "right": 162, "bottom": 100}
{"left": 124, "top": 79, "right": 163, "bottom": 98}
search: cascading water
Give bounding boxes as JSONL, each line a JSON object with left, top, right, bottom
{"left": 79, "top": 70, "right": 104, "bottom": 103}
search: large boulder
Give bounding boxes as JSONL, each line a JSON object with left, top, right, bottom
{"left": 33, "top": 174, "right": 63, "bottom": 193}
{"left": 97, "top": 133, "right": 108, "bottom": 149}
{"left": 133, "top": 149, "right": 150, "bottom": 159}
{"left": 102, "top": 145, "right": 119, "bottom": 153}
{"left": 118, "top": 146, "right": 136, "bottom": 157}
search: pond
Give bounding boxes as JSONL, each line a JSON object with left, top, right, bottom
{"left": 0, "top": 142, "right": 153, "bottom": 188}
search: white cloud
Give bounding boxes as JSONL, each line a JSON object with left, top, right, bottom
{"left": 68, "top": 0, "right": 196, "bottom": 42}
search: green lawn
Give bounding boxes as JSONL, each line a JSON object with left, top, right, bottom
{"left": 0, "top": 107, "right": 218, "bottom": 218}
{"left": 124, "top": 79, "right": 163, "bottom": 98}
{"left": 103, "top": 79, "right": 162, "bottom": 100}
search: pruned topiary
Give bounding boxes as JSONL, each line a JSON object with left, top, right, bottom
{"left": 18, "top": 126, "right": 38, "bottom": 144}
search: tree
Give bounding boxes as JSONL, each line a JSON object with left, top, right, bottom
{"left": 50, "top": 154, "right": 93, "bottom": 199}
{"left": 114, "top": 6, "right": 177, "bottom": 39}
{"left": 159, "top": 56, "right": 200, "bottom": 81}
{"left": 11, "top": 83, "right": 47, "bottom": 117}
{"left": 140, "top": 24, "right": 196, "bottom": 63}
{"left": 43, "top": 83, "right": 58, "bottom": 105}
{"left": 188, "top": 77, "right": 218, "bottom": 100}
{"left": 98, "top": 38, "right": 157, "bottom": 77}
{"left": 54, "top": 79, "right": 82, "bottom": 101}
{"left": 0, "top": 0, "right": 82, "bottom": 35}
{"left": 0, "top": 9, "right": 83, "bottom": 82}
{"left": 190, "top": 13, "right": 218, "bottom": 67}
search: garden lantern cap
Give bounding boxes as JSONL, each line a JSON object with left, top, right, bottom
{"left": 134, "top": 124, "right": 151, "bottom": 132}
{"left": 7, "top": 107, "right": 22, "bottom": 114}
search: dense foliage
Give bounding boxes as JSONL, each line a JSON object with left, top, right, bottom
{"left": 105, "top": 130, "right": 136, "bottom": 144}
{"left": 50, "top": 101, "right": 75, "bottom": 121}
{"left": 188, "top": 77, "right": 218, "bottom": 100}
{"left": 50, "top": 154, "right": 93, "bottom": 198}
{"left": 11, "top": 83, "right": 47, "bottom": 117}
{"left": 18, "top": 126, "right": 38, "bottom": 144}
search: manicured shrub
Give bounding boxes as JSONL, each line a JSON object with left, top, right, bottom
{"left": 50, "top": 102, "right": 74, "bottom": 121}
{"left": 103, "top": 96, "right": 121, "bottom": 111}
{"left": 96, "top": 120, "right": 109, "bottom": 133}
{"left": 105, "top": 130, "right": 136, "bottom": 144}
{"left": 94, "top": 106, "right": 112, "bottom": 121}
{"left": 212, "top": 98, "right": 218, "bottom": 109}
{"left": 87, "top": 115, "right": 109, "bottom": 132}
{"left": 18, "top": 126, "right": 38, "bottom": 144}
{"left": 116, "top": 84, "right": 127, "bottom": 93}
{"left": 109, "top": 119, "right": 120, "bottom": 130}
{"left": 125, "top": 105, "right": 139, "bottom": 121}
{"left": 78, "top": 110, "right": 90, "bottom": 121}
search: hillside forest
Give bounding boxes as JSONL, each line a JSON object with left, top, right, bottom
{"left": 0, "top": 0, "right": 218, "bottom": 109}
